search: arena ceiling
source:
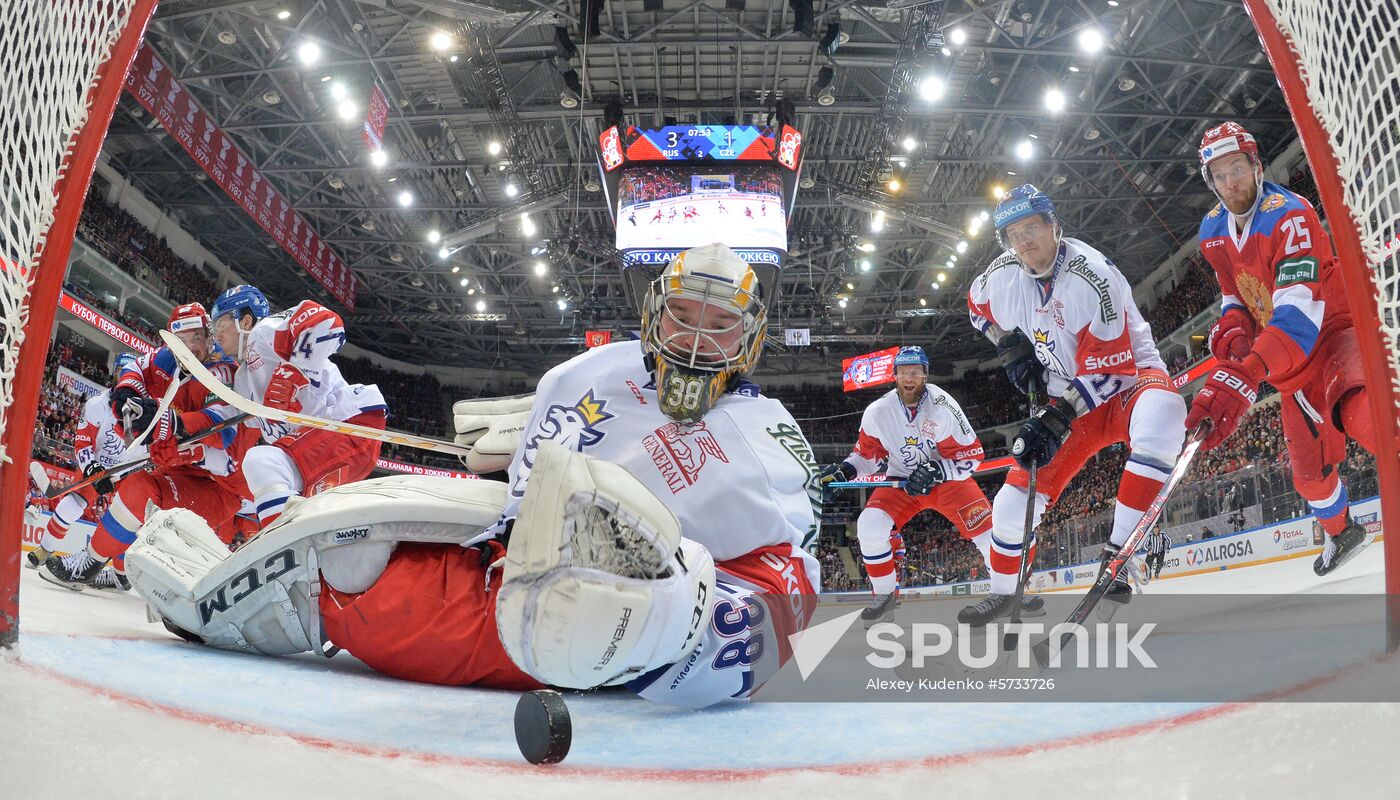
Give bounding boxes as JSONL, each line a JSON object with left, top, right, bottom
{"left": 101, "top": 0, "right": 1298, "bottom": 376}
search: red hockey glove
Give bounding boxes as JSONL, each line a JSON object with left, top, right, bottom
{"left": 264, "top": 363, "right": 310, "bottom": 412}
{"left": 148, "top": 410, "right": 201, "bottom": 468}
{"left": 1185, "top": 361, "right": 1259, "bottom": 449}
{"left": 1207, "top": 307, "right": 1256, "bottom": 363}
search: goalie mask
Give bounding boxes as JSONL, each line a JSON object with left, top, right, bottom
{"left": 640, "top": 243, "right": 767, "bottom": 423}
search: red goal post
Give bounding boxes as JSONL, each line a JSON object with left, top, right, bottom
{"left": 0, "top": 0, "right": 159, "bottom": 648}
{"left": 1243, "top": 1, "right": 1400, "bottom": 643}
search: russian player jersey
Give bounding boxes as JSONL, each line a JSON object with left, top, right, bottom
{"left": 968, "top": 237, "right": 1165, "bottom": 413}
{"left": 1198, "top": 179, "right": 1350, "bottom": 389}
{"left": 233, "top": 300, "right": 386, "bottom": 441}
{"left": 846, "top": 384, "right": 984, "bottom": 480}
{"left": 73, "top": 391, "right": 146, "bottom": 472}
{"left": 488, "top": 340, "right": 821, "bottom": 707}
{"left": 114, "top": 346, "right": 238, "bottom": 412}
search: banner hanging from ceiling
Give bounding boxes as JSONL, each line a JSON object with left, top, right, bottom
{"left": 124, "top": 44, "right": 357, "bottom": 309}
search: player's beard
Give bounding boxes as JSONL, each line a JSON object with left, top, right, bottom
{"left": 897, "top": 380, "right": 925, "bottom": 406}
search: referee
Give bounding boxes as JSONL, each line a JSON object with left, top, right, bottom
{"left": 1144, "top": 527, "right": 1169, "bottom": 579}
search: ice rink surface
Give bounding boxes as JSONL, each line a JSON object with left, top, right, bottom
{"left": 3, "top": 546, "right": 1398, "bottom": 799}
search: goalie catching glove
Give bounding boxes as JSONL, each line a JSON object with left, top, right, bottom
{"left": 495, "top": 440, "right": 715, "bottom": 690}
{"left": 452, "top": 393, "right": 534, "bottom": 473}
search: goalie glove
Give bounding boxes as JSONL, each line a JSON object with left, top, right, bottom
{"left": 452, "top": 393, "right": 533, "bottom": 474}
{"left": 495, "top": 440, "right": 715, "bottom": 690}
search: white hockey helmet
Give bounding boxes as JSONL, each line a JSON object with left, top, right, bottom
{"left": 640, "top": 243, "right": 768, "bottom": 423}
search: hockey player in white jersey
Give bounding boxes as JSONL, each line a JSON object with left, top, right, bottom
{"left": 963, "top": 184, "right": 1187, "bottom": 624}
{"left": 207, "top": 284, "right": 388, "bottom": 529}
{"left": 125, "top": 243, "right": 820, "bottom": 709}
{"left": 817, "top": 345, "right": 1039, "bottom": 625}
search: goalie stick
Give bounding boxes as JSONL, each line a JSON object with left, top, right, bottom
{"left": 45, "top": 412, "right": 252, "bottom": 499}
{"left": 159, "top": 331, "right": 474, "bottom": 458}
{"left": 1031, "top": 426, "right": 1207, "bottom": 668}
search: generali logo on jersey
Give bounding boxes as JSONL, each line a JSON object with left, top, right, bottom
{"left": 643, "top": 421, "right": 729, "bottom": 494}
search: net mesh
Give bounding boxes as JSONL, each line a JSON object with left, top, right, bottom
{"left": 0, "top": 0, "right": 141, "bottom": 466}
{"left": 1258, "top": 0, "right": 1400, "bottom": 410}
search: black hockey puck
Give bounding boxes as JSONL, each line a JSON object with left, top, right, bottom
{"left": 514, "top": 689, "right": 571, "bottom": 765}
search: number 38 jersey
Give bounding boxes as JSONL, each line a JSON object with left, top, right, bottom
{"left": 846, "top": 384, "right": 984, "bottom": 480}
{"left": 1197, "top": 180, "right": 1351, "bottom": 390}
{"left": 487, "top": 340, "right": 822, "bottom": 708}
{"left": 968, "top": 237, "right": 1166, "bottom": 413}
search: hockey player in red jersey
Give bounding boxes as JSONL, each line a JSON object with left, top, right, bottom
{"left": 40, "top": 304, "right": 243, "bottom": 589}
{"left": 1188, "top": 121, "right": 1376, "bottom": 575}
{"left": 964, "top": 185, "right": 1188, "bottom": 624}
{"left": 817, "top": 345, "right": 1037, "bottom": 626}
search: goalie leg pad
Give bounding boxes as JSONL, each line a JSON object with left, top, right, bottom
{"left": 127, "top": 475, "right": 508, "bottom": 657}
{"left": 496, "top": 441, "right": 715, "bottom": 690}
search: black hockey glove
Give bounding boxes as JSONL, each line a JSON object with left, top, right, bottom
{"left": 904, "top": 460, "right": 947, "bottom": 497}
{"left": 83, "top": 462, "right": 114, "bottom": 496}
{"left": 109, "top": 385, "right": 142, "bottom": 420}
{"left": 1011, "top": 401, "right": 1076, "bottom": 469}
{"left": 996, "top": 331, "right": 1047, "bottom": 397}
{"left": 816, "top": 461, "right": 857, "bottom": 491}
{"left": 119, "top": 396, "right": 162, "bottom": 437}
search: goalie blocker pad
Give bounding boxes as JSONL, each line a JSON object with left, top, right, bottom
{"left": 452, "top": 393, "right": 533, "bottom": 474}
{"left": 126, "top": 475, "right": 507, "bottom": 657}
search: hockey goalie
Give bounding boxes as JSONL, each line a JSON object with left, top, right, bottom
{"left": 124, "top": 243, "right": 821, "bottom": 708}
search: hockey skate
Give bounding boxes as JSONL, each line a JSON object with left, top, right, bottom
{"left": 1314, "top": 523, "right": 1371, "bottom": 576}
{"left": 38, "top": 549, "right": 107, "bottom": 591}
{"left": 861, "top": 592, "right": 899, "bottom": 628}
{"left": 24, "top": 545, "right": 51, "bottom": 570}
{"left": 1095, "top": 543, "right": 1134, "bottom": 622}
{"left": 89, "top": 566, "right": 131, "bottom": 592}
{"left": 957, "top": 594, "right": 1046, "bottom": 626}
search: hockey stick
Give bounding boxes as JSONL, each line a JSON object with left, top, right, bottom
{"left": 1031, "top": 425, "right": 1207, "bottom": 668}
{"left": 825, "top": 479, "right": 906, "bottom": 489}
{"left": 159, "top": 331, "right": 475, "bottom": 458}
{"left": 45, "top": 412, "right": 252, "bottom": 499}
{"left": 1003, "top": 390, "right": 1041, "bottom": 651}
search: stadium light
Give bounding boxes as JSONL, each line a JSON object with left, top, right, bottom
{"left": 557, "top": 299, "right": 568, "bottom": 310}
{"left": 871, "top": 210, "right": 886, "bottom": 233}
{"left": 949, "top": 27, "right": 966, "bottom": 45}
{"left": 991, "top": 184, "right": 1005, "bottom": 198}
{"left": 475, "top": 299, "right": 487, "bottom": 312}
{"left": 979, "top": 210, "right": 990, "bottom": 222}
{"left": 277, "top": 9, "right": 291, "bottom": 20}
{"left": 1015, "top": 139, "right": 1034, "bottom": 160}
{"left": 919, "top": 74, "right": 945, "bottom": 102}
{"left": 488, "top": 140, "right": 503, "bottom": 156}
{"left": 430, "top": 31, "right": 454, "bottom": 52}
{"left": 369, "top": 149, "right": 387, "bottom": 168}
{"left": 902, "top": 136, "right": 918, "bottom": 152}
{"left": 838, "top": 298, "right": 848, "bottom": 308}
{"left": 521, "top": 216, "right": 536, "bottom": 237}
{"left": 1044, "top": 87, "right": 1066, "bottom": 113}
{"left": 397, "top": 190, "right": 413, "bottom": 207}
{"left": 438, "top": 247, "right": 450, "bottom": 259}
{"left": 552, "top": 285, "right": 559, "bottom": 293}
{"left": 297, "top": 41, "right": 321, "bottom": 65}
{"left": 505, "top": 182, "right": 519, "bottom": 198}
{"left": 330, "top": 82, "right": 347, "bottom": 101}
{"left": 919, "top": 298, "right": 927, "bottom": 307}
{"left": 955, "top": 240, "right": 968, "bottom": 253}
{"left": 888, "top": 178, "right": 902, "bottom": 192}
{"left": 859, "top": 260, "right": 871, "bottom": 272}
{"left": 337, "top": 100, "right": 357, "bottom": 121}
{"left": 534, "top": 261, "right": 548, "bottom": 276}
{"left": 857, "top": 241, "right": 876, "bottom": 252}
{"left": 931, "top": 281, "right": 940, "bottom": 290}
{"left": 460, "top": 278, "right": 469, "bottom": 286}
{"left": 451, "top": 265, "right": 460, "bottom": 273}
{"left": 427, "top": 229, "right": 441, "bottom": 243}
{"left": 846, "top": 282, "right": 855, "bottom": 291}
{"left": 937, "top": 271, "right": 947, "bottom": 282}
{"left": 1078, "top": 28, "right": 1105, "bottom": 53}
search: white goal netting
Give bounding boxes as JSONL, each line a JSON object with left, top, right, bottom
{"left": 0, "top": 0, "right": 143, "bottom": 464}
{"left": 1254, "top": 0, "right": 1400, "bottom": 409}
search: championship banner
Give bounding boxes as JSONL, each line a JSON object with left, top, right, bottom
{"left": 785, "top": 328, "right": 810, "bottom": 346}
{"left": 55, "top": 366, "right": 106, "bottom": 399}
{"left": 374, "top": 458, "right": 476, "bottom": 479}
{"left": 124, "top": 43, "right": 356, "bottom": 309}
{"left": 584, "top": 330, "right": 613, "bottom": 348}
{"left": 362, "top": 84, "right": 389, "bottom": 150}
{"left": 841, "top": 346, "right": 900, "bottom": 392}
{"left": 58, "top": 291, "right": 155, "bottom": 353}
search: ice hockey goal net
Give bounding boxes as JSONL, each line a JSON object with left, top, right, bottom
{"left": 0, "top": 0, "right": 158, "bottom": 648}
{"left": 1244, "top": 0, "right": 1400, "bottom": 640}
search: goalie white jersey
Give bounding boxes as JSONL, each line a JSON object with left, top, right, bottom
{"left": 490, "top": 340, "right": 822, "bottom": 707}
{"left": 846, "top": 385, "right": 985, "bottom": 481}
{"left": 967, "top": 237, "right": 1166, "bottom": 412}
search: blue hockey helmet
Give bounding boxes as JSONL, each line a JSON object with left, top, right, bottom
{"left": 210, "top": 284, "right": 271, "bottom": 325}
{"left": 892, "top": 345, "right": 929, "bottom": 372}
{"left": 993, "top": 184, "right": 1061, "bottom": 276}
{"left": 113, "top": 353, "right": 139, "bottom": 373}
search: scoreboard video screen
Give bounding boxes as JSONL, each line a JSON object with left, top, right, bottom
{"left": 615, "top": 165, "right": 786, "bottom": 252}
{"left": 842, "top": 346, "right": 901, "bottom": 392}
